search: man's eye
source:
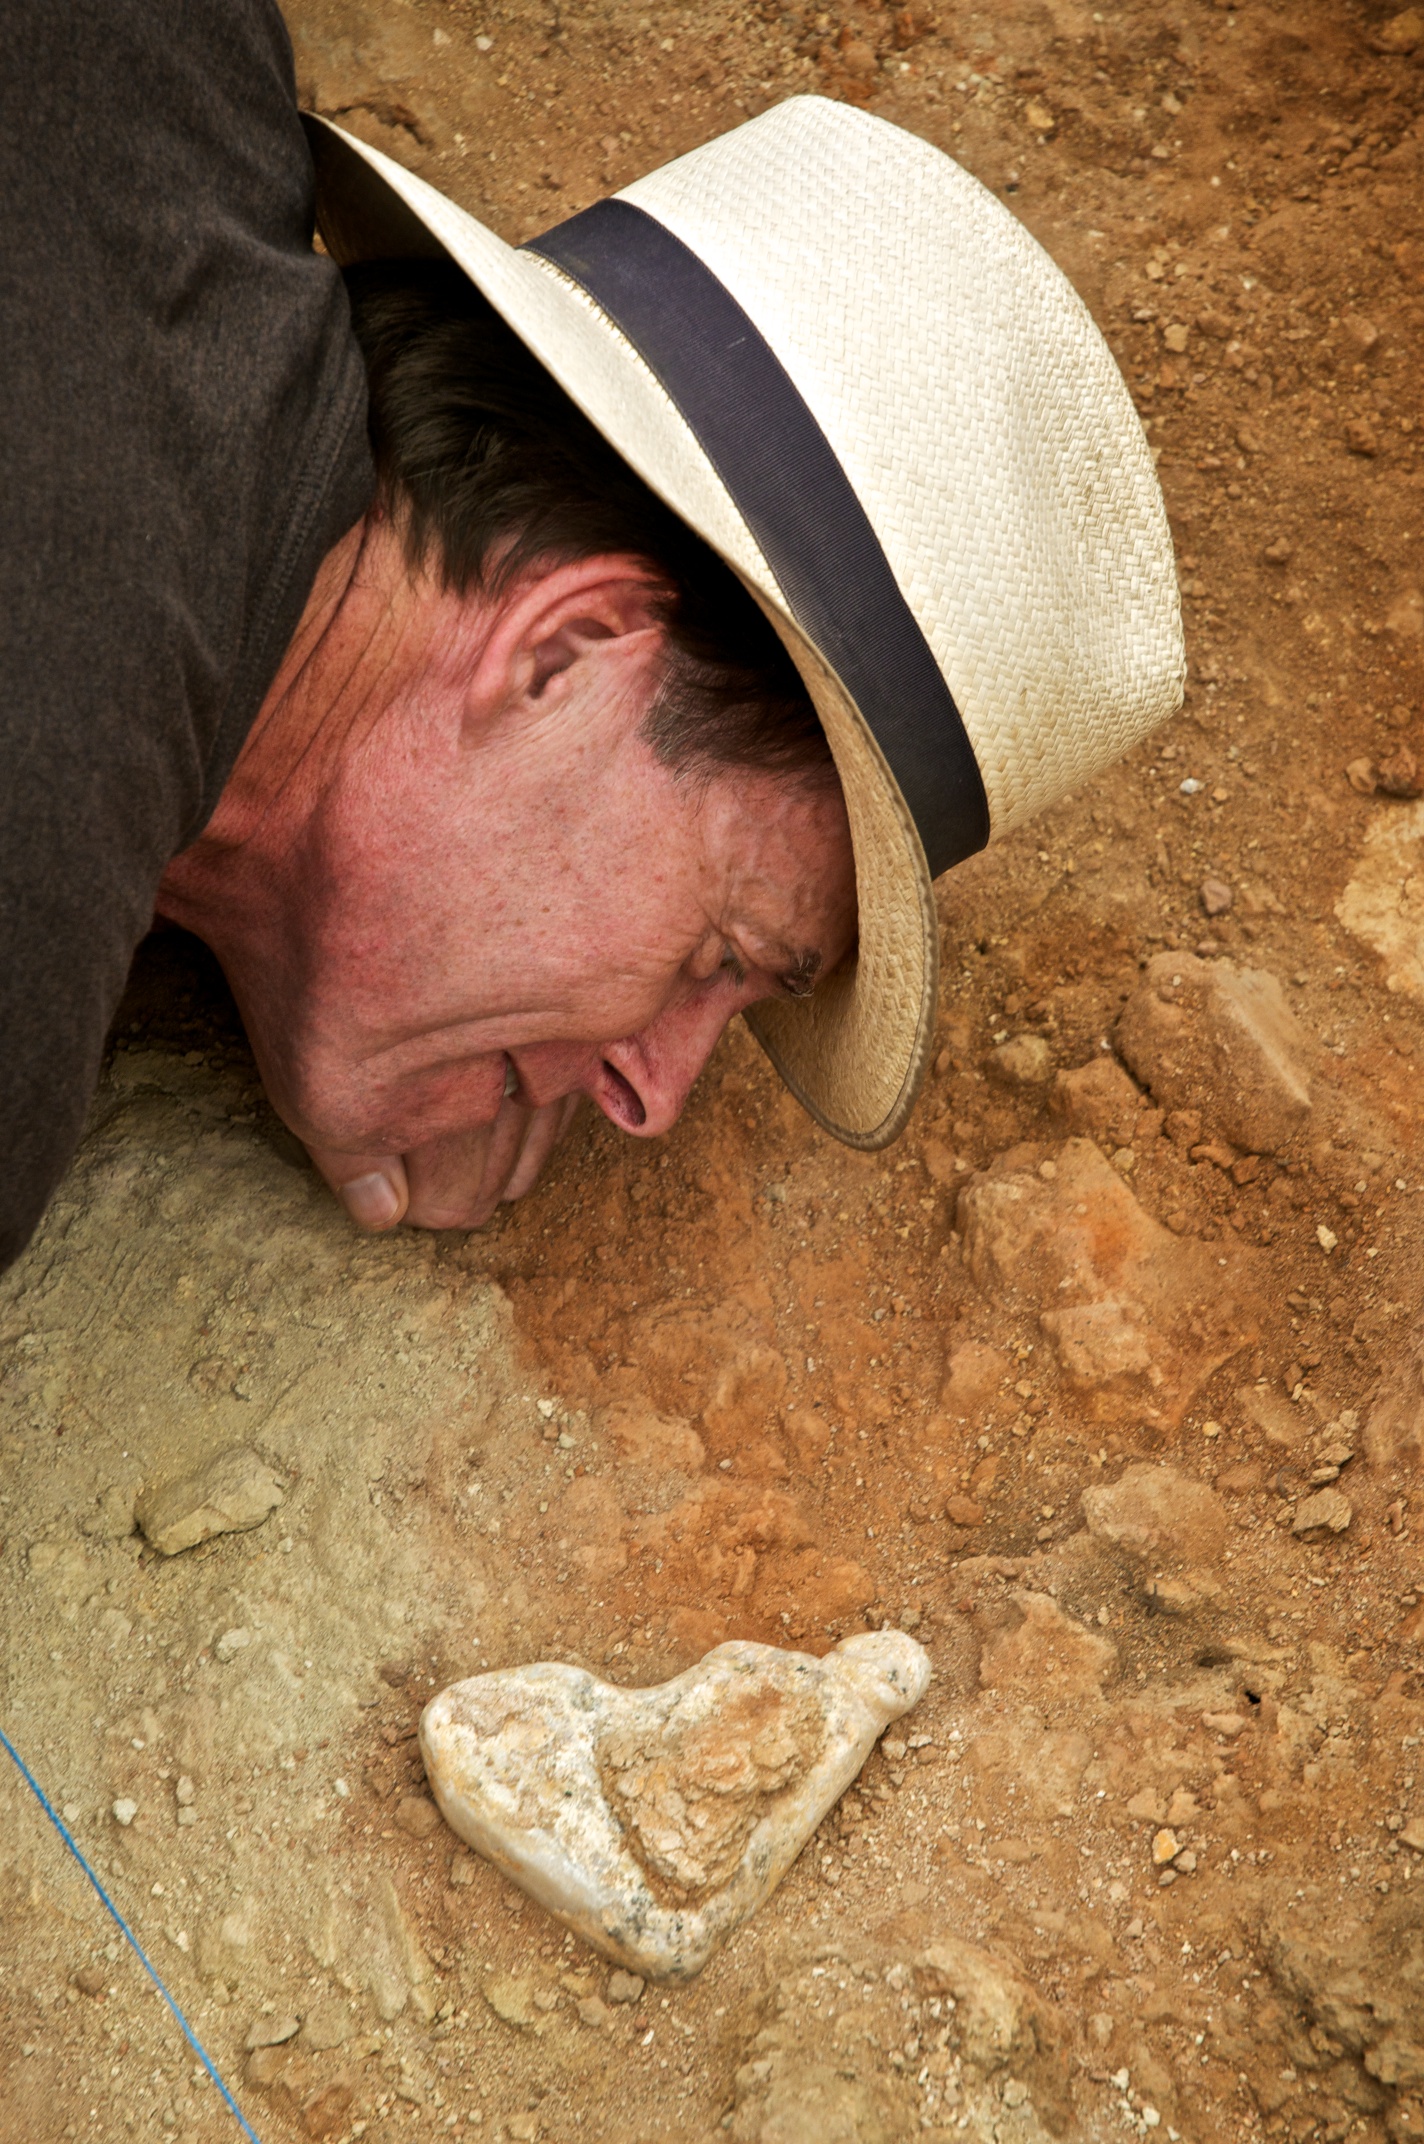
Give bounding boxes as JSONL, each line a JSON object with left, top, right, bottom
{"left": 719, "top": 945, "right": 747, "bottom": 987}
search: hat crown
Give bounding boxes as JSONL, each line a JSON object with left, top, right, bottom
{"left": 617, "top": 97, "right": 1182, "bottom": 835}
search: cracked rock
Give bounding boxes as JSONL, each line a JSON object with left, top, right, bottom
{"left": 1116, "top": 951, "right": 1315, "bottom": 1153}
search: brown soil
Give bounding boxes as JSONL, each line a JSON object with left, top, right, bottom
{"left": 6, "top": 2, "right": 1424, "bottom": 2140}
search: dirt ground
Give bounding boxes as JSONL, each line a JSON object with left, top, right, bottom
{"left": 7, "top": 0, "right": 1424, "bottom": 2139}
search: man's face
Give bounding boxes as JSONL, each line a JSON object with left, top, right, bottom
{"left": 223, "top": 564, "right": 857, "bottom": 1220}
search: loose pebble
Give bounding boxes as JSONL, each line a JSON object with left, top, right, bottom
{"left": 1292, "top": 1488, "right": 1353, "bottom": 1535}
{"left": 135, "top": 1445, "right": 284, "bottom": 1557}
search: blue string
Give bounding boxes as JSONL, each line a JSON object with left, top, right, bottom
{"left": 0, "top": 1724, "right": 264, "bottom": 2144}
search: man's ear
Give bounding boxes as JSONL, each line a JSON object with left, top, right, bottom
{"left": 469, "top": 555, "right": 668, "bottom": 736}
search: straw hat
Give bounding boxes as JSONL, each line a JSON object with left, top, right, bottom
{"left": 307, "top": 97, "right": 1182, "bottom": 1149}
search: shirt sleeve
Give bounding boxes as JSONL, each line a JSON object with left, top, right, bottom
{"left": 0, "top": 0, "right": 374, "bottom": 1269}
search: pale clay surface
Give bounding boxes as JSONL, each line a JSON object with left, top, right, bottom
{"left": 420, "top": 1631, "right": 931, "bottom": 1979}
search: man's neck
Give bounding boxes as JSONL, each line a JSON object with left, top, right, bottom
{"left": 156, "top": 513, "right": 437, "bottom": 951}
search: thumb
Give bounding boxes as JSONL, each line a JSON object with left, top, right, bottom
{"left": 305, "top": 1146, "right": 410, "bottom": 1232}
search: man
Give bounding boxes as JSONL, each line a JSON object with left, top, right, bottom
{"left": 1, "top": 0, "right": 1182, "bottom": 1272}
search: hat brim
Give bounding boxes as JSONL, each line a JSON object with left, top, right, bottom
{"left": 307, "top": 116, "right": 938, "bottom": 1149}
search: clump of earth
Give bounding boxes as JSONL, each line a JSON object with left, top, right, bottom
{"left": 5, "top": 1, "right": 1424, "bottom": 2139}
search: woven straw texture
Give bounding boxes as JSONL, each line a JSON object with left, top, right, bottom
{"left": 309, "top": 98, "right": 1182, "bottom": 1148}
{"left": 624, "top": 100, "right": 1183, "bottom": 834}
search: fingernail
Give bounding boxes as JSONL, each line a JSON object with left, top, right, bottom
{"left": 340, "top": 1171, "right": 401, "bottom": 1230}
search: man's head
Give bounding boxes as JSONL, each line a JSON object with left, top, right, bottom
{"left": 158, "top": 263, "right": 856, "bottom": 1229}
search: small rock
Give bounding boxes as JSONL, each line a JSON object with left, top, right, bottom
{"left": 577, "top": 1994, "right": 616, "bottom": 2028}
{"left": 1374, "top": 6, "right": 1424, "bottom": 52}
{"left": 1366, "top": 1325, "right": 1424, "bottom": 1468}
{"left": 1200, "top": 877, "right": 1233, "bottom": 916}
{"left": 72, "top": 1965, "right": 107, "bottom": 1998}
{"left": 1343, "top": 311, "right": 1381, "bottom": 353}
{"left": 1144, "top": 1571, "right": 1221, "bottom": 1618}
{"left": 175, "top": 1775, "right": 195, "bottom": 1806}
{"left": 1345, "top": 418, "right": 1380, "bottom": 458}
{"left": 1347, "top": 756, "right": 1380, "bottom": 795}
{"left": 111, "top": 1799, "right": 137, "bottom": 1828}
{"left": 945, "top": 1494, "right": 984, "bottom": 1528}
{"left": 1338, "top": 798, "right": 1424, "bottom": 999}
{"left": 1379, "top": 745, "right": 1423, "bottom": 799}
{"left": 978, "top": 1592, "right": 1117, "bottom": 1699}
{"left": 1116, "top": 951, "right": 1315, "bottom": 1153}
{"left": 1202, "top": 1711, "right": 1246, "bottom": 1737}
{"left": 1238, "top": 1384, "right": 1307, "bottom": 1450}
{"left": 1081, "top": 1463, "right": 1228, "bottom": 1569}
{"left": 1388, "top": 588, "right": 1424, "bottom": 638}
{"left": 1048, "top": 1057, "right": 1143, "bottom": 1141}
{"left": 78, "top": 1485, "right": 136, "bottom": 1541}
{"left": 1401, "top": 1818, "right": 1424, "bottom": 1852}
{"left": 939, "top": 1340, "right": 1010, "bottom": 1417}
{"left": 1163, "top": 323, "right": 1189, "bottom": 354}
{"left": 300, "top": 1999, "right": 352, "bottom": 2051}
{"left": 1292, "top": 1488, "right": 1352, "bottom": 1535}
{"left": 484, "top": 1974, "right": 536, "bottom": 2029}
{"left": 1041, "top": 1297, "right": 1153, "bottom": 1386}
{"left": 1024, "top": 100, "right": 1054, "bottom": 132}
{"left": 301, "top": 2083, "right": 354, "bottom": 2138}
{"left": 986, "top": 1033, "right": 1053, "bottom": 1087}
{"left": 449, "top": 1851, "right": 475, "bottom": 1887}
{"left": 394, "top": 1795, "right": 442, "bottom": 1840}
{"left": 1126, "top": 1788, "right": 1165, "bottom": 1822}
{"left": 1151, "top": 1828, "right": 1179, "bottom": 1866}
{"left": 422, "top": 1633, "right": 930, "bottom": 1979}
{"left": 136, "top": 1445, "right": 284, "bottom": 1557}
{"left": 1174, "top": 1848, "right": 1198, "bottom": 1874}
{"left": 245, "top": 2013, "right": 300, "bottom": 2051}
{"left": 607, "top": 1969, "right": 645, "bottom": 2004}
{"left": 1265, "top": 1888, "right": 1424, "bottom": 2088}
{"left": 1263, "top": 536, "right": 1293, "bottom": 565}
{"left": 1317, "top": 1225, "right": 1339, "bottom": 1254}
{"left": 913, "top": 1935, "right": 1071, "bottom": 2125}
{"left": 215, "top": 1627, "right": 252, "bottom": 1663}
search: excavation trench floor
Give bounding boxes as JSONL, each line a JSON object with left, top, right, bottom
{"left": 6, "top": 1, "right": 1424, "bottom": 2140}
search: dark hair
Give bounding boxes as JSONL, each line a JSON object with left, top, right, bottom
{"left": 343, "top": 259, "right": 836, "bottom": 789}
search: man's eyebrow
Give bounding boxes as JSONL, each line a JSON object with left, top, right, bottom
{"left": 777, "top": 949, "right": 823, "bottom": 999}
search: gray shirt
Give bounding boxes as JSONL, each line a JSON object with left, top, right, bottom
{"left": 0, "top": 0, "right": 374, "bottom": 1269}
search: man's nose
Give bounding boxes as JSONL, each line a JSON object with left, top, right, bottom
{"left": 601, "top": 991, "right": 740, "bottom": 1138}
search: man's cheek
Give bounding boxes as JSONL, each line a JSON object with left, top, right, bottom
{"left": 286, "top": 1054, "right": 510, "bottom": 1153}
